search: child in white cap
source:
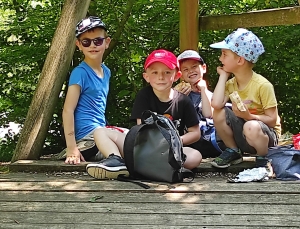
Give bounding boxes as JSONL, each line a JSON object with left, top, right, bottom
{"left": 176, "top": 50, "right": 226, "bottom": 158}
{"left": 209, "top": 28, "right": 281, "bottom": 169}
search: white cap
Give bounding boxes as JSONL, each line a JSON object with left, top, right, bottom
{"left": 177, "top": 50, "right": 205, "bottom": 64}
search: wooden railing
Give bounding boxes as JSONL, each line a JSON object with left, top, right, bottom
{"left": 200, "top": 6, "right": 300, "bottom": 30}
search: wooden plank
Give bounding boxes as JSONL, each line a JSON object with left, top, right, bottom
{"left": 8, "top": 160, "right": 88, "bottom": 172}
{"left": 0, "top": 178, "right": 300, "bottom": 193}
{"left": 0, "top": 202, "right": 299, "bottom": 215}
{"left": 1, "top": 191, "right": 299, "bottom": 204}
{"left": 199, "top": 6, "right": 300, "bottom": 30}
{"left": 8, "top": 157, "right": 256, "bottom": 173}
{"left": 0, "top": 225, "right": 248, "bottom": 229}
{"left": 1, "top": 212, "right": 300, "bottom": 227}
{"left": 0, "top": 225, "right": 259, "bottom": 229}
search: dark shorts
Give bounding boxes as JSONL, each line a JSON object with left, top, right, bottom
{"left": 188, "top": 138, "right": 225, "bottom": 159}
{"left": 224, "top": 107, "right": 278, "bottom": 155}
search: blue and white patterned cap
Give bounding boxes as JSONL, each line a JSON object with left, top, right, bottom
{"left": 210, "top": 28, "right": 265, "bottom": 63}
{"left": 75, "top": 16, "right": 107, "bottom": 38}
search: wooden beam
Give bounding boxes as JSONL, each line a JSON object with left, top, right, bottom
{"left": 11, "top": 0, "right": 91, "bottom": 162}
{"left": 179, "top": 0, "right": 199, "bottom": 51}
{"left": 199, "top": 6, "right": 300, "bottom": 31}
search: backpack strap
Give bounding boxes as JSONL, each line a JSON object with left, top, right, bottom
{"left": 211, "top": 128, "right": 223, "bottom": 153}
{"left": 180, "top": 167, "right": 195, "bottom": 182}
{"left": 117, "top": 174, "right": 150, "bottom": 189}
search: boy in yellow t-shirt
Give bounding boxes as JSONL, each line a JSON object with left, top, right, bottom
{"left": 209, "top": 28, "right": 281, "bottom": 168}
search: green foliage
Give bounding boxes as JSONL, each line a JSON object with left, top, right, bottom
{"left": 0, "top": 0, "right": 300, "bottom": 161}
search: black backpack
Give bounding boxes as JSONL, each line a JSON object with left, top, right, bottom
{"left": 122, "top": 110, "right": 194, "bottom": 184}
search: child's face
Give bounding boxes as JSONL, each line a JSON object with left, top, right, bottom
{"left": 219, "top": 49, "right": 240, "bottom": 73}
{"left": 76, "top": 28, "right": 110, "bottom": 61}
{"left": 180, "top": 59, "right": 206, "bottom": 85}
{"left": 143, "top": 62, "right": 181, "bottom": 93}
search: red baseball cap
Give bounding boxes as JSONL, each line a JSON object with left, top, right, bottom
{"left": 144, "top": 49, "right": 179, "bottom": 70}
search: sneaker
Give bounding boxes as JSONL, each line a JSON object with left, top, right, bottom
{"left": 86, "top": 154, "right": 129, "bottom": 180}
{"left": 210, "top": 148, "right": 243, "bottom": 168}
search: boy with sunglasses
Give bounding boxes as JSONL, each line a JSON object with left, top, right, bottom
{"left": 63, "top": 16, "right": 113, "bottom": 165}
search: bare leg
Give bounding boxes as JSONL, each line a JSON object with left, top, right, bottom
{"left": 243, "top": 121, "right": 269, "bottom": 156}
{"left": 182, "top": 147, "right": 202, "bottom": 170}
{"left": 93, "top": 128, "right": 126, "bottom": 158}
{"left": 213, "top": 108, "right": 237, "bottom": 149}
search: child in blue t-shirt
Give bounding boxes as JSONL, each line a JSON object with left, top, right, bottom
{"left": 63, "top": 16, "right": 116, "bottom": 165}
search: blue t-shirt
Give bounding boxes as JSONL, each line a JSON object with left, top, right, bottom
{"left": 69, "top": 61, "right": 111, "bottom": 140}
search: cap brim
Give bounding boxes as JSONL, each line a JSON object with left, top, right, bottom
{"left": 210, "top": 41, "right": 230, "bottom": 49}
{"left": 178, "top": 57, "right": 204, "bottom": 64}
{"left": 76, "top": 25, "right": 107, "bottom": 37}
{"left": 178, "top": 57, "right": 198, "bottom": 62}
{"left": 144, "top": 59, "right": 176, "bottom": 70}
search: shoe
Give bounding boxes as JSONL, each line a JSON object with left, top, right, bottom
{"left": 256, "top": 156, "right": 274, "bottom": 178}
{"left": 86, "top": 154, "right": 129, "bottom": 180}
{"left": 210, "top": 148, "right": 243, "bottom": 168}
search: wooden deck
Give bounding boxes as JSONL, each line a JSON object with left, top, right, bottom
{"left": 1, "top": 162, "right": 300, "bottom": 228}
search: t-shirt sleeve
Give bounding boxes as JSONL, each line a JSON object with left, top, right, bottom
{"left": 225, "top": 78, "right": 235, "bottom": 97}
{"left": 69, "top": 67, "right": 85, "bottom": 91}
{"left": 260, "top": 82, "right": 277, "bottom": 109}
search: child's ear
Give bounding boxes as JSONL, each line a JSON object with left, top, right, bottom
{"left": 202, "top": 64, "right": 207, "bottom": 73}
{"left": 75, "top": 39, "right": 81, "bottom": 51}
{"left": 105, "top": 37, "right": 111, "bottom": 49}
{"left": 143, "top": 72, "right": 150, "bottom": 83}
{"left": 237, "top": 56, "right": 246, "bottom": 65}
{"left": 174, "top": 70, "right": 182, "bottom": 82}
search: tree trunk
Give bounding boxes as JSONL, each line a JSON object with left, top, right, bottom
{"left": 179, "top": 0, "right": 199, "bottom": 52}
{"left": 11, "top": 0, "right": 91, "bottom": 162}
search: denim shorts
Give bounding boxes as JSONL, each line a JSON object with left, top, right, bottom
{"left": 224, "top": 107, "right": 278, "bottom": 155}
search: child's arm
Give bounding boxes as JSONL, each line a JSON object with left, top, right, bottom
{"left": 243, "top": 106, "right": 278, "bottom": 128}
{"left": 62, "top": 85, "right": 85, "bottom": 164}
{"left": 180, "top": 124, "right": 201, "bottom": 145}
{"left": 211, "top": 67, "right": 230, "bottom": 109}
{"left": 195, "top": 80, "right": 213, "bottom": 118}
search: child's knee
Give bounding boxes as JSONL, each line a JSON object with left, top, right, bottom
{"left": 243, "top": 121, "right": 261, "bottom": 136}
{"left": 183, "top": 148, "right": 202, "bottom": 169}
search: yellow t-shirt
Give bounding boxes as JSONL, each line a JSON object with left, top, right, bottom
{"left": 225, "top": 71, "right": 281, "bottom": 137}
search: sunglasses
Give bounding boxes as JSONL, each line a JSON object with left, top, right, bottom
{"left": 79, "top": 37, "right": 106, "bottom": 47}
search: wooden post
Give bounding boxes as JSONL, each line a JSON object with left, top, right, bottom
{"left": 11, "top": 0, "right": 91, "bottom": 162}
{"left": 179, "top": 0, "right": 199, "bottom": 51}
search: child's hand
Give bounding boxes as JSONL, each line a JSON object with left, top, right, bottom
{"left": 232, "top": 102, "right": 250, "bottom": 119}
{"left": 174, "top": 81, "right": 192, "bottom": 95}
{"left": 217, "top": 66, "right": 231, "bottom": 79}
{"left": 65, "top": 148, "right": 86, "bottom": 165}
{"left": 194, "top": 79, "right": 207, "bottom": 92}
